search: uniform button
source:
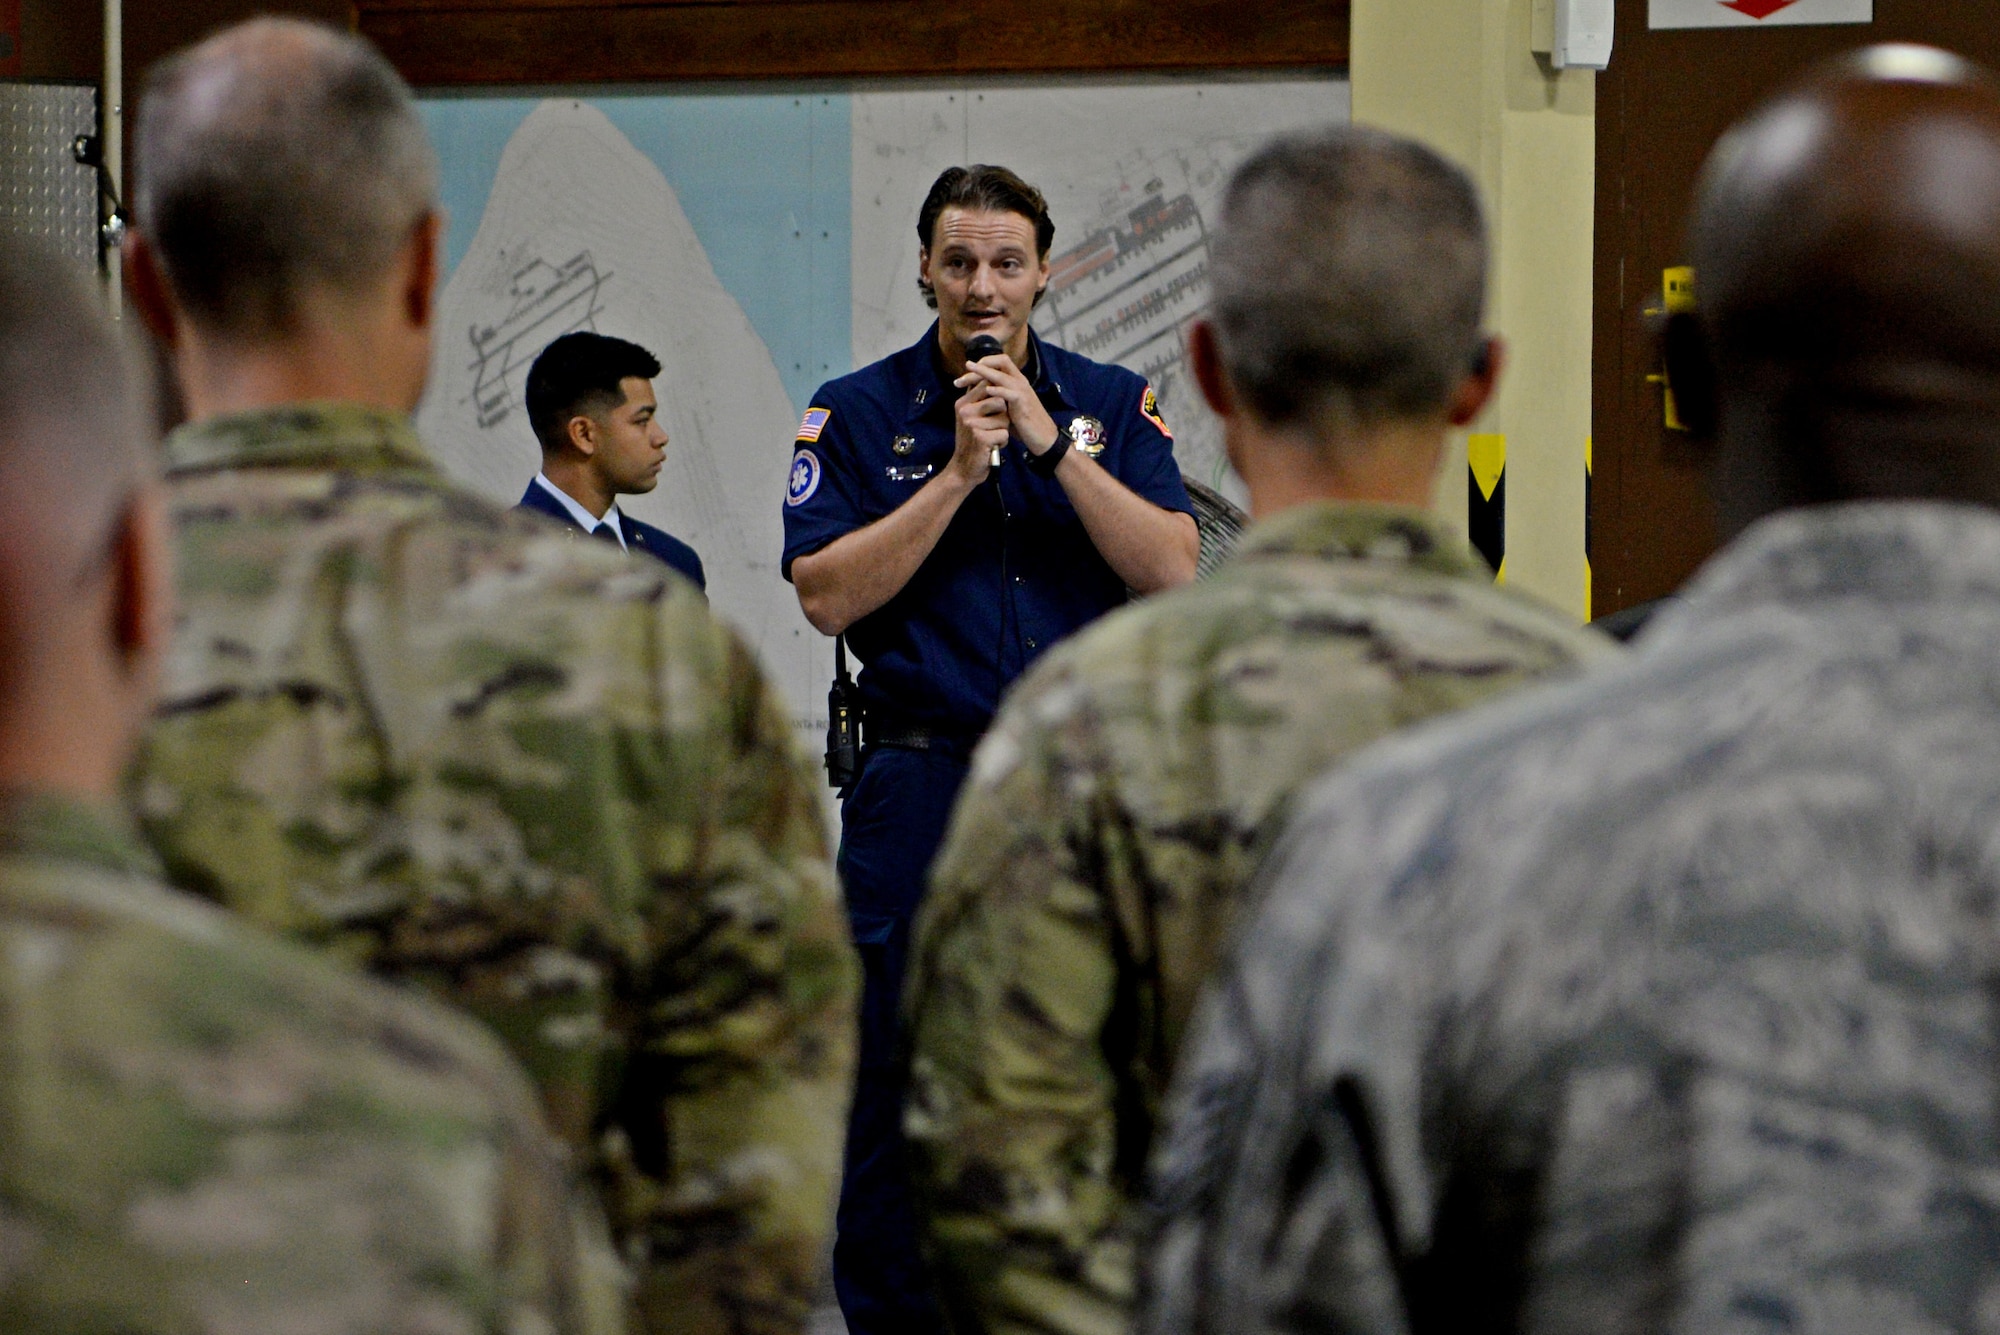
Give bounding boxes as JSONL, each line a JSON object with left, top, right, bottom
{"left": 1013, "top": 575, "right": 1025, "bottom": 585}
{"left": 1026, "top": 637, "right": 1039, "bottom": 649}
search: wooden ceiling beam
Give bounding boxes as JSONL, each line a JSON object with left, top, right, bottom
{"left": 356, "top": 0, "right": 1351, "bottom": 85}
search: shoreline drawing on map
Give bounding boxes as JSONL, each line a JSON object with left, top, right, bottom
{"left": 416, "top": 99, "right": 835, "bottom": 830}
{"left": 467, "top": 251, "right": 610, "bottom": 430}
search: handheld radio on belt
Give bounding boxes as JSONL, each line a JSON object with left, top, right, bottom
{"left": 822, "top": 335, "right": 1010, "bottom": 796}
{"left": 825, "top": 634, "right": 861, "bottom": 796}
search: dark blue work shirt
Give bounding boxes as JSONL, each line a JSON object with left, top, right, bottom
{"left": 782, "top": 324, "right": 1192, "bottom": 737}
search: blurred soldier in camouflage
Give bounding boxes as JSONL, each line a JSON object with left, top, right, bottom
{"left": 1146, "top": 46, "right": 2000, "bottom": 1335}
{"left": 0, "top": 239, "right": 620, "bottom": 1332}
{"left": 120, "top": 19, "right": 856, "bottom": 1334}
{"left": 902, "top": 127, "right": 1617, "bottom": 1335}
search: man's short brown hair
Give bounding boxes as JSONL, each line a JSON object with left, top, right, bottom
{"left": 915, "top": 164, "right": 1055, "bottom": 310}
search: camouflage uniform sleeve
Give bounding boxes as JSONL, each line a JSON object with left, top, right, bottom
{"left": 1139, "top": 845, "right": 1421, "bottom": 1335}
{"left": 612, "top": 585, "right": 859, "bottom": 1335}
{"left": 0, "top": 860, "right": 626, "bottom": 1335}
{"left": 905, "top": 672, "right": 1134, "bottom": 1335}
{"left": 1142, "top": 1022, "right": 1416, "bottom": 1335}
{"left": 450, "top": 979, "right": 632, "bottom": 1335}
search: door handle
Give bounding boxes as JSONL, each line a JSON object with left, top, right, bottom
{"left": 1644, "top": 266, "right": 1696, "bottom": 432}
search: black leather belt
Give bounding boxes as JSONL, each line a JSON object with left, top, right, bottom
{"left": 865, "top": 715, "right": 979, "bottom": 753}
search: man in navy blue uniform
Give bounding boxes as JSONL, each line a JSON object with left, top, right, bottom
{"left": 516, "top": 330, "right": 706, "bottom": 590}
{"left": 782, "top": 164, "right": 1199, "bottom": 1334}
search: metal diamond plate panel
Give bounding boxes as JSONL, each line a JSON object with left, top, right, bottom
{"left": 0, "top": 82, "right": 98, "bottom": 269}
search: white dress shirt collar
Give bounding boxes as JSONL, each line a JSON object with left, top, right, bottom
{"left": 534, "top": 473, "right": 627, "bottom": 551}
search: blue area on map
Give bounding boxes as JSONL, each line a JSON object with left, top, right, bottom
{"left": 420, "top": 92, "right": 852, "bottom": 413}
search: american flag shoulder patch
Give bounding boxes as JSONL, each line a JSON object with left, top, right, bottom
{"left": 797, "top": 407, "right": 832, "bottom": 443}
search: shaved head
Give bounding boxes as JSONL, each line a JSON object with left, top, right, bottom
{"left": 0, "top": 237, "right": 166, "bottom": 802}
{"left": 134, "top": 17, "right": 436, "bottom": 339}
{"left": 1676, "top": 46, "right": 2000, "bottom": 531}
{"left": 0, "top": 238, "right": 151, "bottom": 575}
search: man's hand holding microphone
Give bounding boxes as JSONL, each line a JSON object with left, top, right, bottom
{"left": 953, "top": 334, "right": 1062, "bottom": 483}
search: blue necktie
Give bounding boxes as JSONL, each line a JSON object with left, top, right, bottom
{"left": 591, "top": 521, "right": 622, "bottom": 549}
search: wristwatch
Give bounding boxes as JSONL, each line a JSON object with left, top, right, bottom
{"left": 1024, "top": 427, "right": 1071, "bottom": 477}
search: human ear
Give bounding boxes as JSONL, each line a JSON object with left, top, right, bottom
{"left": 565, "top": 414, "right": 598, "bottom": 458}
{"left": 110, "top": 484, "right": 171, "bottom": 675}
{"left": 123, "top": 232, "right": 180, "bottom": 350}
{"left": 1446, "top": 337, "right": 1504, "bottom": 427}
{"left": 403, "top": 211, "right": 442, "bottom": 332}
{"left": 1188, "top": 320, "right": 1235, "bottom": 418}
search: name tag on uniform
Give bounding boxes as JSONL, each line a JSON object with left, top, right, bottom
{"left": 886, "top": 463, "right": 935, "bottom": 482}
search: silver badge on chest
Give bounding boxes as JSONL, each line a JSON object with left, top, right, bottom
{"left": 892, "top": 434, "right": 917, "bottom": 456}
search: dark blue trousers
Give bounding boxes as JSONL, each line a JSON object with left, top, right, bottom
{"left": 833, "top": 744, "right": 969, "bottom": 1335}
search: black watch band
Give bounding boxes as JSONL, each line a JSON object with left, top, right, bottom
{"left": 1025, "top": 429, "right": 1072, "bottom": 478}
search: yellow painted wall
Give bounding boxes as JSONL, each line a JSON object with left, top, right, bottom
{"left": 1352, "top": 0, "right": 1595, "bottom": 619}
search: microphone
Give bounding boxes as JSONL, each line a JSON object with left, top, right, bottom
{"left": 964, "top": 335, "right": 1006, "bottom": 468}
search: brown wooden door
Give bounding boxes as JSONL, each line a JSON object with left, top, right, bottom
{"left": 1591, "top": 0, "right": 2000, "bottom": 617}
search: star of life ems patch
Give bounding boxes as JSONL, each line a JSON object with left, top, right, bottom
{"left": 787, "top": 449, "right": 822, "bottom": 507}
{"left": 797, "top": 407, "right": 832, "bottom": 443}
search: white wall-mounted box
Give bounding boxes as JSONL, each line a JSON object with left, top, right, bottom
{"left": 1532, "top": 0, "right": 1615, "bottom": 71}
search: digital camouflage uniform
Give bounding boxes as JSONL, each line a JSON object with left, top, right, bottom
{"left": 1147, "top": 502, "right": 2000, "bottom": 1335}
{"left": 129, "top": 403, "right": 859, "bottom": 1335}
{"left": 0, "top": 793, "right": 619, "bottom": 1334}
{"left": 904, "top": 503, "right": 1618, "bottom": 1335}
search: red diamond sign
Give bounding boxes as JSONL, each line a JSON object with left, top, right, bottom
{"left": 1650, "top": 0, "right": 1870, "bottom": 26}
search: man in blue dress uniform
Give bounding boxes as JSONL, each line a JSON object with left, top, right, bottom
{"left": 516, "top": 331, "right": 706, "bottom": 590}
{"left": 782, "top": 164, "right": 1199, "bottom": 1333}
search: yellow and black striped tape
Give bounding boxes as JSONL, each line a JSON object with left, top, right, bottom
{"left": 1469, "top": 433, "right": 1505, "bottom": 582}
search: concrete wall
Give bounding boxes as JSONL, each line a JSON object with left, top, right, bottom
{"left": 1353, "top": 0, "right": 1596, "bottom": 620}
